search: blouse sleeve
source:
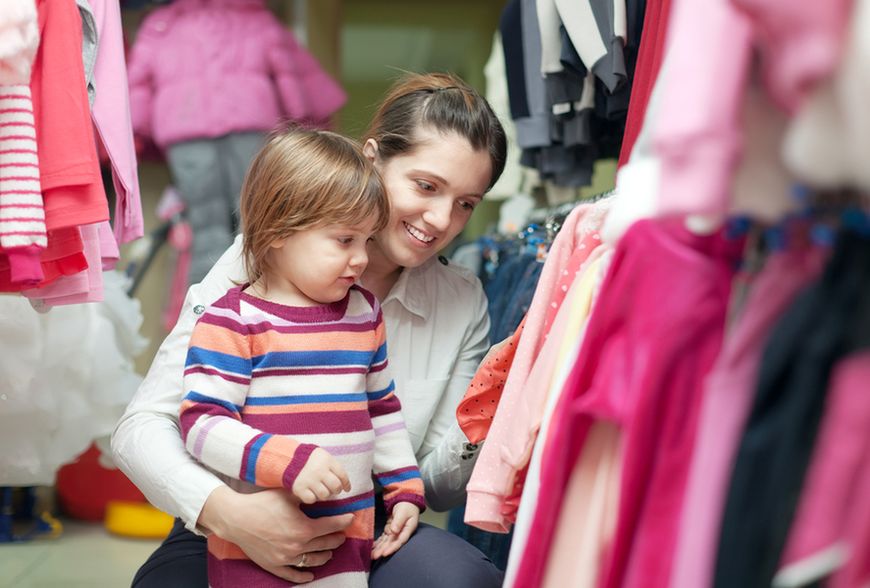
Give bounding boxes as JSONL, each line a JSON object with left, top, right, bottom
{"left": 416, "top": 281, "right": 491, "bottom": 511}
{"left": 110, "top": 236, "right": 246, "bottom": 533}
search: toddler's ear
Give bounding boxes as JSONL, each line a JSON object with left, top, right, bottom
{"left": 363, "top": 138, "right": 379, "bottom": 162}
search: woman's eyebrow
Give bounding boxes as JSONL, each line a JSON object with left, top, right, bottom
{"left": 408, "top": 169, "right": 449, "bottom": 186}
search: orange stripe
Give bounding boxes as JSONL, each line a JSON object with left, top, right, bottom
{"left": 344, "top": 507, "right": 374, "bottom": 541}
{"left": 242, "top": 401, "right": 368, "bottom": 415}
{"left": 189, "top": 321, "right": 253, "bottom": 359}
{"left": 385, "top": 480, "right": 425, "bottom": 497}
{"left": 254, "top": 436, "right": 301, "bottom": 487}
{"left": 249, "top": 329, "right": 376, "bottom": 355}
{"left": 208, "top": 536, "right": 247, "bottom": 560}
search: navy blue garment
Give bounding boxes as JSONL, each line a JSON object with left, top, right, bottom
{"left": 446, "top": 505, "right": 514, "bottom": 572}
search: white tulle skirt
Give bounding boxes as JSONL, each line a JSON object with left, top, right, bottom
{"left": 0, "top": 271, "right": 147, "bottom": 485}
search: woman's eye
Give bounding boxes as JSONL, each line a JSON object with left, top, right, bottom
{"left": 459, "top": 201, "right": 476, "bottom": 211}
{"left": 415, "top": 180, "right": 436, "bottom": 192}
{"left": 337, "top": 237, "right": 354, "bottom": 245}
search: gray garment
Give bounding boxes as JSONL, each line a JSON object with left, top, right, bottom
{"left": 516, "top": 0, "right": 552, "bottom": 149}
{"left": 167, "top": 132, "right": 265, "bottom": 284}
{"left": 76, "top": 0, "right": 98, "bottom": 107}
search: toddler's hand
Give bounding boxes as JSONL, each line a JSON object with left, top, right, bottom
{"left": 371, "top": 502, "right": 420, "bottom": 559}
{"left": 291, "top": 448, "right": 351, "bottom": 504}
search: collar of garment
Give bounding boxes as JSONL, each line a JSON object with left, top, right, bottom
{"left": 381, "top": 256, "right": 439, "bottom": 320}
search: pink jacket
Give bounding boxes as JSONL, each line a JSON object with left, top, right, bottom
{"left": 127, "top": 0, "right": 346, "bottom": 149}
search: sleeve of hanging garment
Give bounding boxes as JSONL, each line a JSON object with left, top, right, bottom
{"left": 265, "top": 19, "right": 346, "bottom": 125}
{"left": 125, "top": 9, "right": 163, "bottom": 140}
{"left": 415, "top": 281, "right": 491, "bottom": 512}
{"left": 110, "top": 236, "right": 247, "bottom": 534}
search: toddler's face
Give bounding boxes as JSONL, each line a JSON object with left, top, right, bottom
{"left": 268, "top": 218, "right": 378, "bottom": 305}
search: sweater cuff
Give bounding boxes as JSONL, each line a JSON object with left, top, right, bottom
{"left": 464, "top": 490, "right": 510, "bottom": 534}
{"left": 384, "top": 493, "right": 427, "bottom": 517}
{"left": 280, "top": 443, "right": 318, "bottom": 490}
{"left": 5, "top": 245, "right": 44, "bottom": 286}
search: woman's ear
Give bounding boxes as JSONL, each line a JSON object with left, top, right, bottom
{"left": 269, "top": 238, "right": 286, "bottom": 249}
{"left": 363, "top": 138, "right": 379, "bottom": 162}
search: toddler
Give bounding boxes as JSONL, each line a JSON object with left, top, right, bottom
{"left": 178, "top": 128, "right": 425, "bottom": 587}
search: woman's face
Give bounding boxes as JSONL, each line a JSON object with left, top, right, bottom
{"left": 366, "top": 127, "right": 493, "bottom": 270}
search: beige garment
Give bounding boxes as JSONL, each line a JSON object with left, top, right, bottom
{"left": 543, "top": 422, "right": 622, "bottom": 588}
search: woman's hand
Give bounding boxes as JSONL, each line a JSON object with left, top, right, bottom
{"left": 199, "top": 486, "right": 353, "bottom": 583}
{"left": 371, "top": 502, "right": 420, "bottom": 560}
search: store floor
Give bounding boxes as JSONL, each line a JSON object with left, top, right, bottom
{"left": 0, "top": 519, "right": 160, "bottom": 587}
{"left": 0, "top": 511, "right": 449, "bottom": 587}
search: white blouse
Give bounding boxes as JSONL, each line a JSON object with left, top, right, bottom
{"left": 111, "top": 235, "right": 490, "bottom": 531}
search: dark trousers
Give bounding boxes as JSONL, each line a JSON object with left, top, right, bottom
{"left": 132, "top": 518, "right": 504, "bottom": 588}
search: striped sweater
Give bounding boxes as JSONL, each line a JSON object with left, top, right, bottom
{"left": 0, "top": 85, "right": 46, "bottom": 286}
{"left": 180, "top": 285, "right": 425, "bottom": 588}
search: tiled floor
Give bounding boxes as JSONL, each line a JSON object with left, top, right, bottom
{"left": 0, "top": 510, "right": 449, "bottom": 587}
{"left": 0, "top": 519, "right": 160, "bottom": 588}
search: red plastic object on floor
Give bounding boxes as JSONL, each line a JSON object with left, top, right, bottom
{"left": 55, "top": 443, "right": 146, "bottom": 521}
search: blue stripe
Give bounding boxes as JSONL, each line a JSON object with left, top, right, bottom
{"left": 245, "top": 392, "right": 368, "bottom": 406}
{"left": 377, "top": 470, "right": 422, "bottom": 486}
{"left": 185, "top": 346, "right": 251, "bottom": 376}
{"left": 245, "top": 434, "right": 272, "bottom": 483}
{"left": 183, "top": 391, "right": 243, "bottom": 416}
{"left": 367, "top": 381, "right": 395, "bottom": 401}
{"left": 252, "top": 350, "right": 374, "bottom": 369}
{"left": 371, "top": 343, "right": 387, "bottom": 365}
{"left": 304, "top": 495, "right": 375, "bottom": 517}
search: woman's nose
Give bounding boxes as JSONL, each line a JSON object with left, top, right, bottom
{"left": 422, "top": 198, "right": 452, "bottom": 233}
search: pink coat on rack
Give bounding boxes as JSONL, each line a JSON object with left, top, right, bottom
{"left": 127, "top": 0, "right": 346, "bottom": 150}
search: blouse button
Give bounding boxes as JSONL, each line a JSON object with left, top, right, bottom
{"left": 193, "top": 305, "right": 206, "bottom": 315}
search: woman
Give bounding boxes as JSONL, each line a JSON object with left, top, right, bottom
{"left": 112, "top": 72, "right": 508, "bottom": 587}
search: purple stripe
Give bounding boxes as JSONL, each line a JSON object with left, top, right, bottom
{"left": 184, "top": 365, "right": 250, "bottom": 385}
{"left": 201, "top": 310, "right": 376, "bottom": 335}
{"left": 192, "top": 416, "right": 222, "bottom": 460}
{"left": 208, "top": 537, "right": 372, "bottom": 585}
{"left": 379, "top": 465, "right": 419, "bottom": 478}
{"left": 369, "top": 395, "right": 401, "bottom": 418}
{"left": 384, "top": 493, "right": 427, "bottom": 515}
{"left": 281, "top": 443, "right": 318, "bottom": 489}
{"left": 374, "top": 421, "right": 405, "bottom": 436}
{"left": 323, "top": 440, "right": 375, "bottom": 455}
{"left": 252, "top": 366, "right": 367, "bottom": 377}
{"left": 242, "top": 410, "right": 372, "bottom": 434}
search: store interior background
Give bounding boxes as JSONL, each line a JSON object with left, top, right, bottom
{"left": 1, "top": 1, "right": 616, "bottom": 586}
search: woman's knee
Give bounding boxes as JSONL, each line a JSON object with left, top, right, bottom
{"left": 370, "top": 523, "right": 504, "bottom": 588}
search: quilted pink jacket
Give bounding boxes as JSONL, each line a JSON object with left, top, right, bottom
{"left": 127, "top": 0, "right": 346, "bottom": 149}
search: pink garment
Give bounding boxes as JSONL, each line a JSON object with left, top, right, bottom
{"left": 731, "top": 0, "right": 852, "bottom": 114}
{"left": 515, "top": 218, "right": 742, "bottom": 588}
{"left": 654, "top": 0, "right": 752, "bottom": 219}
{"left": 88, "top": 0, "right": 143, "bottom": 245}
{"left": 127, "top": 0, "right": 346, "bottom": 150}
{"left": 465, "top": 200, "right": 609, "bottom": 532}
{"left": 775, "top": 352, "right": 870, "bottom": 588}
{"left": 833, "top": 454, "right": 870, "bottom": 588}
{"left": 98, "top": 220, "right": 119, "bottom": 270}
{"left": 670, "top": 246, "right": 826, "bottom": 588}
{"left": 541, "top": 199, "right": 610, "bottom": 334}
{"left": 23, "top": 223, "right": 105, "bottom": 305}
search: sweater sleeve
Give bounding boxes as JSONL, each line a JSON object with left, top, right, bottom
{"left": 179, "top": 302, "right": 317, "bottom": 490}
{"left": 126, "top": 13, "right": 161, "bottom": 140}
{"left": 367, "top": 308, "right": 426, "bottom": 515}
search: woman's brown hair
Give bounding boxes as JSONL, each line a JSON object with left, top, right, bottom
{"left": 239, "top": 127, "right": 389, "bottom": 285}
{"left": 363, "top": 72, "right": 507, "bottom": 190}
